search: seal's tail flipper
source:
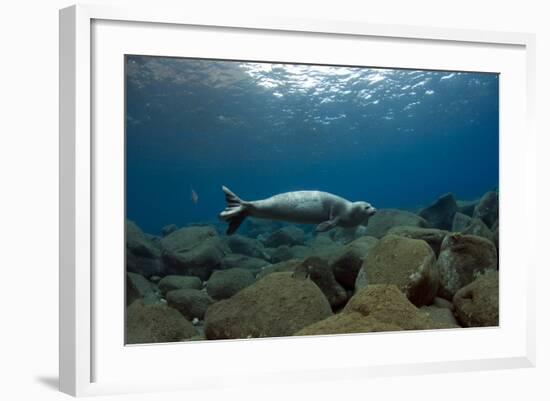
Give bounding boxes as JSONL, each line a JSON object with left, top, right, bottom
{"left": 219, "top": 186, "right": 249, "bottom": 235}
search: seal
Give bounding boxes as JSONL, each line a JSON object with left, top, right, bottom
{"left": 219, "top": 186, "right": 376, "bottom": 235}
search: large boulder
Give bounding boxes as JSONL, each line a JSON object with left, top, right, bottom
{"left": 160, "top": 224, "right": 178, "bottom": 237}
{"left": 266, "top": 244, "right": 310, "bottom": 263}
{"left": 224, "top": 234, "right": 269, "bottom": 260}
{"left": 492, "top": 220, "right": 499, "bottom": 250}
{"left": 418, "top": 193, "right": 458, "bottom": 230}
{"left": 295, "top": 285, "right": 442, "bottom": 336}
{"left": 387, "top": 226, "right": 448, "bottom": 256}
{"left": 457, "top": 199, "right": 478, "bottom": 217}
{"left": 330, "top": 236, "right": 379, "bottom": 289}
{"left": 255, "top": 259, "right": 303, "bottom": 280}
{"left": 432, "top": 296, "right": 454, "bottom": 311}
{"left": 157, "top": 275, "right": 202, "bottom": 296}
{"left": 206, "top": 268, "right": 255, "bottom": 300}
{"left": 126, "top": 300, "right": 197, "bottom": 344}
{"left": 126, "top": 220, "right": 163, "bottom": 277}
{"left": 307, "top": 234, "right": 344, "bottom": 259}
{"left": 354, "top": 267, "right": 368, "bottom": 292}
{"left": 127, "top": 277, "right": 141, "bottom": 306}
{"left": 261, "top": 226, "right": 306, "bottom": 248}
{"left": 204, "top": 272, "right": 332, "bottom": 339}
{"left": 364, "top": 209, "right": 429, "bottom": 238}
{"left": 436, "top": 234, "right": 498, "bottom": 300}
{"left": 452, "top": 212, "right": 472, "bottom": 232}
{"left": 299, "top": 257, "right": 348, "bottom": 309}
{"left": 160, "top": 226, "right": 227, "bottom": 280}
{"left": 453, "top": 271, "right": 498, "bottom": 327}
{"left": 343, "top": 285, "right": 443, "bottom": 329}
{"left": 295, "top": 312, "right": 403, "bottom": 336}
{"left": 220, "top": 253, "right": 270, "bottom": 272}
{"left": 420, "top": 305, "right": 460, "bottom": 328}
{"left": 463, "top": 218, "right": 494, "bottom": 242}
{"left": 329, "top": 226, "right": 368, "bottom": 244}
{"left": 242, "top": 218, "right": 283, "bottom": 238}
{"left": 126, "top": 272, "right": 160, "bottom": 305}
{"left": 165, "top": 288, "right": 214, "bottom": 320}
{"left": 473, "top": 191, "right": 499, "bottom": 228}
{"left": 362, "top": 235, "right": 439, "bottom": 306}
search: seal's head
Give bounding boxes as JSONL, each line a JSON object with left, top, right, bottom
{"left": 350, "top": 201, "right": 377, "bottom": 224}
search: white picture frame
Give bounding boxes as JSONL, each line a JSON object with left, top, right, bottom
{"left": 59, "top": 3, "right": 536, "bottom": 397}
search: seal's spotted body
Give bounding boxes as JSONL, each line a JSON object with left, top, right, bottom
{"left": 219, "top": 186, "right": 376, "bottom": 235}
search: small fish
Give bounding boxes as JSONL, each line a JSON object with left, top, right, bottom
{"left": 191, "top": 188, "right": 199, "bottom": 205}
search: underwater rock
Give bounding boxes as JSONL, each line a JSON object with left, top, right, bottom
{"left": 329, "top": 226, "right": 367, "bottom": 244}
{"left": 344, "top": 285, "right": 444, "bottom": 329}
{"left": 387, "top": 226, "right": 448, "bottom": 256}
{"left": 296, "top": 285, "right": 443, "bottom": 336}
{"left": 453, "top": 271, "right": 499, "bottom": 327}
{"left": 265, "top": 244, "right": 310, "bottom": 263}
{"left": 463, "top": 217, "right": 494, "bottom": 242}
{"left": 307, "top": 234, "right": 344, "bottom": 259}
{"left": 126, "top": 272, "right": 160, "bottom": 305}
{"left": 126, "top": 274, "right": 141, "bottom": 306}
{"left": 126, "top": 220, "right": 164, "bottom": 277}
{"left": 204, "top": 272, "right": 332, "bottom": 339}
{"left": 457, "top": 199, "right": 478, "bottom": 217}
{"left": 255, "top": 259, "right": 303, "bottom": 280}
{"left": 363, "top": 209, "right": 429, "bottom": 238}
{"left": 264, "top": 245, "right": 292, "bottom": 263}
{"left": 289, "top": 245, "right": 311, "bottom": 259}
{"left": 161, "top": 224, "right": 178, "bottom": 237}
{"left": 220, "top": 253, "right": 270, "bottom": 272}
{"left": 225, "top": 234, "right": 269, "bottom": 260}
{"left": 126, "top": 272, "right": 157, "bottom": 296}
{"left": 432, "top": 296, "right": 454, "bottom": 311}
{"left": 165, "top": 288, "right": 214, "bottom": 320}
{"left": 354, "top": 267, "right": 368, "bottom": 292}
{"left": 243, "top": 218, "right": 283, "bottom": 238}
{"left": 157, "top": 275, "right": 202, "bottom": 296}
{"left": 145, "top": 233, "right": 162, "bottom": 243}
{"left": 362, "top": 235, "right": 439, "bottom": 306}
{"left": 330, "top": 236, "right": 379, "bottom": 289}
{"left": 436, "top": 233, "right": 498, "bottom": 300}
{"left": 473, "top": 191, "right": 499, "bottom": 228}
{"left": 126, "top": 300, "right": 197, "bottom": 344}
{"left": 188, "top": 318, "right": 206, "bottom": 338}
{"left": 452, "top": 212, "right": 472, "bottom": 232}
{"left": 418, "top": 193, "right": 458, "bottom": 230}
{"left": 160, "top": 226, "right": 227, "bottom": 281}
{"left": 492, "top": 220, "right": 499, "bottom": 250}
{"left": 295, "top": 312, "right": 403, "bottom": 336}
{"left": 185, "top": 220, "right": 226, "bottom": 235}
{"left": 261, "top": 225, "right": 306, "bottom": 248}
{"left": 300, "top": 257, "right": 348, "bottom": 309}
{"left": 206, "top": 268, "right": 256, "bottom": 300}
{"left": 419, "top": 305, "right": 460, "bottom": 328}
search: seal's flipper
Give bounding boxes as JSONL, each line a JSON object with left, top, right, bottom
{"left": 315, "top": 218, "right": 339, "bottom": 232}
{"left": 226, "top": 212, "right": 247, "bottom": 235}
{"left": 219, "top": 186, "right": 249, "bottom": 235}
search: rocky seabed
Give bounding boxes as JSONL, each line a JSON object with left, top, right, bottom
{"left": 125, "top": 190, "right": 499, "bottom": 344}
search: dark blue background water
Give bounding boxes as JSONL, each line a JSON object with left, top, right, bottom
{"left": 125, "top": 56, "right": 498, "bottom": 235}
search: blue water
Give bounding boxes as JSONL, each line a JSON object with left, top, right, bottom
{"left": 125, "top": 56, "right": 498, "bottom": 235}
